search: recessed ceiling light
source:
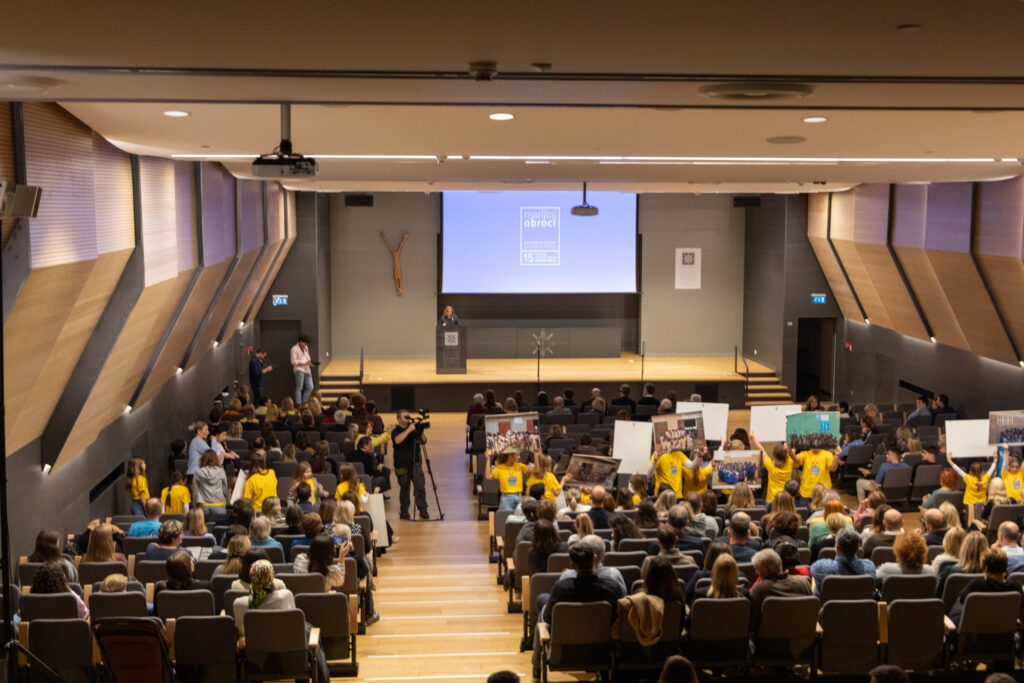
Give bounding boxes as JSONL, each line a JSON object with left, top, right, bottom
{"left": 802, "top": 116, "right": 828, "bottom": 124}
{"left": 489, "top": 113, "right": 514, "bottom": 121}
{"left": 163, "top": 110, "right": 190, "bottom": 118}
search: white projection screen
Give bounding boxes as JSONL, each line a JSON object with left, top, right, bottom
{"left": 441, "top": 191, "right": 638, "bottom": 294}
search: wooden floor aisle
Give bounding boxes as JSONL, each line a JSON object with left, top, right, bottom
{"left": 347, "top": 412, "right": 542, "bottom": 682}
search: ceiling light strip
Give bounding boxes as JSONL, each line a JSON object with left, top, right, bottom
{"left": 171, "top": 153, "right": 1018, "bottom": 164}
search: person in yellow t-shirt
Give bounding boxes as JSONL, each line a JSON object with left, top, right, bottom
{"left": 750, "top": 434, "right": 795, "bottom": 505}
{"left": 682, "top": 453, "right": 713, "bottom": 496}
{"left": 243, "top": 453, "right": 279, "bottom": 509}
{"left": 630, "top": 473, "right": 648, "bottom": 505}
{"left": 161, "top": 471, "right": 191, "bottom": 514}
{"left": 127, "top": 456, "right": 150, "bottom": 517}
{"left": 794, "top": 440, "right": 840, "bottom": 499}
{"left": 951, "top": 451, "right": 997, "bottom": 506}
{"left": 335, "top": 464, "right": 370, "bottom": 503}
{"left": 1002, "top": 454, "right": 1024, "bottom": 502}
{"left": 485, "top": 449, "right": 530, "bottom": 511}
{"left": 651, "top": 449, "right": 700, "bottom": 498}
{"left": 525, "top": 453, "right": 562, "bottom": 502}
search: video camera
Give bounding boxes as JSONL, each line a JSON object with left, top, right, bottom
{"left": 411, "top": 408, "right": 431, "bottom": 429}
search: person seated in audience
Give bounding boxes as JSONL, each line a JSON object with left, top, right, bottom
{"left": 586, "top": 486, "right": 612, "bottom": 529}
{"left": 948, "top": 547, "right": 1022, "bottom": 625}
{"left": 803, "top": 395, "right": 820, "bottom": 412}
{"left": 806, "top": 483, "right": 828, "bottom": 518}
{"left": 466, "top": 393, "right": 489, "bottom": 424}
{"left": 929, "top": 393, "right": 956, "bottom": 424}
{"left": 542, "top": 424, "right": 563, "bottom": 452}
{"left": 749, "top": 548, "right": 812, "bottom": 627}
{"left": 183, "top": 507, "right": 216, "bottom": 543}
{"left": 292, "top": 481, "right": 318, "bottom": 516}
{"left": 83, "top": 523, "right": 127, "bottom": 563}
{"left": 976, "top": 478, "right": 1012, "bottom": 529}
{"left": 808, "top": 490, "right": 843, "bottom": 522}
{"left": 930, "top": 526, "right": 965, "bottom": 570}
{"left": 291, "top": 512, "right": 323, "bottom": 551}
{"left": 951, "top": 451, "right": 998, "bottom": 506}
{"left": 635, "top": 383, "right": 658, "bottom": 408}
{"left": 764, "top": 511, "right": 805, "bottom": 549}
{"left": 635, "top": 501, "right": 659, "bottom": 530}
{"left": 610, "top": 383, "right": 635, "bottom": 414}
{"left": 811, "top": 513, "right": 849, "bottom": 562}
{"left": 242, "top": 452, "right": 278, "bottom": 509}
{"left": 287, "top": 463, "right": 322, "bottom": 508}
{"left": 335, "top": 464, "right": 369, "bottom": 504}
{"left": 921, "top": 468, "right": 959, "bottom": 509}
{"left": 240, "top": 404, "right": 259, "bottom": 424}
{"left": 293, "top": 533, "right": 348, "bottom": 590}
{"left": 642, "top": 524, "right": 697, "bottom": 578}
{"left": 610, "top": 514, "right": 643, "bottom": 550}
{"left": 783, "top": 479, "right": 805, "bottom": 509}
{"left": 566, "top": 513, "right": 593, "bottom": 545}
{"left": 1001, "top": 453, "right": 1024, "bottom": 502}
{"left": 854, "top": 490, "right": 887, "bottom": 530}
{"left": 214, "top": 534, "right": 251, "bottom": 578}
{"left": 936, "top": 530, "right": 987, "bottom": 597}
{"left": 153, "top": 550, "right": 211, "bottom": 615}
{"left": 28, "top": 530, "right": 79, "bottom": 584}
{"left": 209, "top": 427, "right": 241, "bottom": 464}
{"left": 580, "top": 387, "right": 601, "bottom": 412}
{"left": 656, "top": 398, "right": 674, "bottom": 414}
{"left": 641, "top": 553, "right": 685, "bottom": 603}
{"left": 684, "top": 541, "right": 731, "bottom": 603}
{"left": 654, "top": 504, "right": 705, "bottom": 554}
{"left": 921, "top": 508, "right": 949, "bottom": 546}
{"left": 233, "top": 560, "right": 300, "bottom": 640}
{"left": 145, "top": 521, "right": 185, "bottom": 561}
{"left": 794, "top": 436, "right": 841, "bottom": 503}
{"left": 653, "top": 489, "right": 676, "bottom": 519}
{"left": 531, "top": 542, "right": 626, "bottom": 683}
{"left": 776, "top": 541, "right": 810, "bottom": 578}
{"left": 570, "top": 432, "right": 595, "bottom": 455}
{"left": 658, "top": 656, "right": 699, "bottom": 683}
{"left": 870, "top": 665, "right": 911, "bottom": 683}
{"left": 261, "top": 497, "right": 285, "bottom": 526}
{"left": 519, "top": 499, "right": 557, "bottom": 546}
{"left": 810, "top": 528, "right": 876, "bottom": 594}
{"left": 862, "top": 508, "right": 903, "bottom": 555}
{"left": 837, "top": 401, "right": 855, "bottom": 419}
{"left": 249, "top": 516, "right": 282, "bottom": 549}
{"left": 529, "top": 519, "right": 566, "bottom": 574}
{"left": 282, "top": 504, "right": 304, "bottom": 535}
{"left": 724, "top": 516, "right": 758, "bottom": 562}
{"left": 628, "top": 473, "right": 648, "bottom": 505}
{"left": 724, "top": 482, "right": 756, "bottom": 515}
{"left": 691, "top": 553, "right": 749, "bottom": 608}
{"left": 532, "top": 390, "right": 549, "bottom": 408}
{"left": 128, "top": 499, "right": 164, "bottom": 537}
{"left": 510, "top": 390, "right": 528, "bottom": 411}
{"left": 876, "top": 531, "right": 934, "bottom": 583}
{"left": 856, "top": 442, "right": 908, "bottom": 501}
{"left": 840, "top": 416, "right": 877, "bottom": 458}
{"left": 193, "top": 450, "right": 228, "bottom": 519}
{"left": 906, "top": 395, "right": 932, "bottom": 423}
{"left": 231, "top": 549, "right": 276, "bottom": 591}
{"left": 549, "top": 396, "right": 571, "bottom": 415}
{"left": 318, "top": 499, "right": 341, "bottom": 536}
{"left": 761, "top": 491, "right": 797, "bottom": 535}
{"left": 31, "top": 562, "right": 88, "bottom": 619}
{"left": 557, "top": 488, "right": 591, "bottom": 519}
{"left": 992, "top": 521, "right": 1024, "bottom": 574}
{"left": 685, "top": 492, "right": 716, "bottom": 537}
{"left": 614, "top": 488, "right": 635, "bottom": 511}
{"left": 809, "top": 499, "right": 854, "bottom": 546}
{"left": 214, "top": 498, "right": 254, "bottom": 529}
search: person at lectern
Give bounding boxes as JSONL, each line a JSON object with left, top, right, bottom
{"left": 439, "top": 305, "right": 459, "bottom": 326}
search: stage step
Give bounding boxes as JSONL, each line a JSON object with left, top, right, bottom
{"left": 319, "top": 374, "right": 363, "bottom": 404}
{"left": 738, "top": 366, "right": 792, "bottom": 407}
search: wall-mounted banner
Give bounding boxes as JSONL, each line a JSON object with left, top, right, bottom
{"left": 674, "top": 247, "right": 701, "bottom": 290}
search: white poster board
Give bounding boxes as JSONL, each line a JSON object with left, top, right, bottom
{"left": 677, "top": 402, "right": 729, "bottom": 443}
{"left": 674, "top": 248, "right": 702, "bottom": 290}
{"left": 365, "top": 493, "right": 390, "bottom": 548}
{"left": 945, "top": 419, "right": 992, "bottom": 460}
{"left": 612, "top": 420, "right": 654, "bottom": 475}
{"left": 749, "top": 404, "right": 802, "bottom": 442}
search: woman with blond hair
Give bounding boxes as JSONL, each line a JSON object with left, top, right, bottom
{"left": 567, "top": 513, "right": 594, "bottom": 545}
{"left": 809, "top": 499, "right": 853, "bottom": 546}
{"left": 930, "top": 526, "right": 966, "bottom": 570}
{"left": 939, "top": 501, "right": 963, "bottom": 530}
{"left": 725, "top": 482, "right": 756, "bottom": 515}
{"left": 936, "top": 530, "right": 988, "bottom": 596}
{"left": 183, "top": 507, "right": 216, "bottom": 543}
{"left": 213, "top": 534, "right": 251, "bottom": 578}
{"left": 697, "top": 553, "right": 749, "bottom": 601}
{"left": 83, "top": 523, "right": 126, "bottom": 563}
{"left": 653, "top": 489, "right": 676, "bottom": 519}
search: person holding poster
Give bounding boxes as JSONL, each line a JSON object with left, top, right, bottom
{"left": 682, "top": 453, "right": 713, "bottom": 496}
{"left": 651, "top": 448, "right": 702, "bottom": 498}
{"left": 485, "top": 450, "right": 530, "bottom": 511}
{"left": 1002, "top": 454, "right": 1024, "bottom": 502}
{"left": 950, "top": 451, "right": 998, "bottom": 506}
{"left": 794, "top": 439, "right": 841, "bottom": 501}
{"left": 750, "top": 434, "right": 796, "bottom": 506}
{"left": 526, "top": 453, "right": 562, "bottom": 502}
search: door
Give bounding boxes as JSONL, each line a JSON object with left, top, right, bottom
{"left": 258, "top": 319, "right": 302, "bottom": 404}
{"left": 796, "top": 317, "right": 837, "bottom": 402}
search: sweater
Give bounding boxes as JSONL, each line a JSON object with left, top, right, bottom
{"left": 613, "top": 592, "right": 665, "bottom": 646}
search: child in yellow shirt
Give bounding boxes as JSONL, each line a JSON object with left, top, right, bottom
{"left": 486, "top": 450, "right": 530, "bottom": 511}
{"left": 243, "top": 453, "right": 279, "bottom": 509}
{"left": 525, "top": 453, "right": 562, "bottom": 502}
{"left": 335, "top": 464, "right": 370, "bottom": 503}
{"left": 1001, "top": 454, "right": 1024, "bottom": 502}
{"left": 751, "top": 435, "right": 796, "bottom": 505}
{"left": 952, "top": 452, "right": 997, "bottom": 506}
{"left": 127, "top": 456, "right": 149, "bottom": 516}
{"left": 161, "top": 471, "right": 191, "bottom": 514}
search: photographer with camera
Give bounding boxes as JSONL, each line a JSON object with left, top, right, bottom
{"left": 392, "top": 409, "right": 431, "bottom": 520}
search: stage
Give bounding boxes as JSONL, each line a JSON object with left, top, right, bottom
{"left": 321, "top": 354, "right": 782, "bottom": 412}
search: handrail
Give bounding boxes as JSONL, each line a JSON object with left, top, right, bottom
{"left": 358, "top": 346, "right": 364, "bottom": 392}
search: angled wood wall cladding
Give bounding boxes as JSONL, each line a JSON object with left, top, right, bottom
{"left": 0, "top": 103, "right": 15, "bottom": 246}
{"left": 246, "top": 187, "right": 295, "bottom": 324}
{"left": 806, "top": 193, "right": 861, "bottom": 320}
{"left": 829, "top": 185, "right": 929, "bottom": 340}
{"left": 4, "top": 104, "right": 133, "bottom": 454}
{"left": 219, "top": 179, "right": 267, "bottom": 339}
{"left": 974, "top": 176, "right": 1024, "bottom": 358}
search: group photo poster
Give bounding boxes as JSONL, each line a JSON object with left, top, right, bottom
{"left": 785, "top": 411, "right": 840, "bottom": 451}
{"left": 989, "top": 410, "right": 1024, "bottom": 447}
{"left": 676, "top": 401, "right": 729, "bottom": 444}
{"left": 484, "top": 411, "right": 541, "bottom": 455}
{"left": 712, "top": 449, "right": 763, "bottom": 490}
{"left": 946, "top": 419, "right": 993, "bottom": 459}
{"left": 749, "top": 404, "right": 803, "bottom": 443}
{"left": 563, "top": 454, "right": 622, "bottom": 489}
{"left": 612, "top": 420, "right": 655, "bottom": 475}
{"left": 652, "top": 412, "right": 707, "bottom": 456}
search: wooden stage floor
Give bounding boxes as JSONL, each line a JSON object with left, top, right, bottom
{"left": 324, "top": 354, "right": 773, "bottom": 385}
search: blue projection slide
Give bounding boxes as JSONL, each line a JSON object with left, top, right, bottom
{"left": 441, "top": 191, "right": 637, "bottom": 293}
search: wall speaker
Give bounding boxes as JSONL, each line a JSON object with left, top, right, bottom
{"left": 344, "top": 194, "right": 374, "bottom": 207}
{"left": 732, "top": 196, "right": 761, "bottom": 208}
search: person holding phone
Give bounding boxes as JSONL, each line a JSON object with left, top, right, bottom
{"left": 293, "top": 532, "right": 349, "bottom": 590}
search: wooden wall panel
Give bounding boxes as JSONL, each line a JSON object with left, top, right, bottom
{"left": 806, "top": 193, "right": 861, "bottom": 319}
{"left": 829, "top": 185, "right": 894, "bottom": 330}
{"left": 221, "top": 181, "right": 268, "bottom": 337}
{"left": 135, "top": 261, "right": 231, "bottom": 405}
{"left": 4, "top": 251, "right": 130, "bottom": 453}
{"left": 188, "top": 251, "right": 259, "bottom": 361}
{"left": 0, "top": 103, "right": 15, "bottom": 246}
{"left": 239, "top": 179, "right": 264, "bottom": 254}
{"left": 55, "top": 272, "right": 194, "bottom": 468}
{"left": 973, "top": 176, "right": 1024, "bottom": 359}
{"left": 90, "top": 132, "right": 134, "bottom": 255}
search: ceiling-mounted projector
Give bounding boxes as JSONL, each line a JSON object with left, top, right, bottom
{"left": 252, "top": 103, "right": 318, "bottom": 179}
{"left": 571, "top": 182, "right": 598, "bottom": 216}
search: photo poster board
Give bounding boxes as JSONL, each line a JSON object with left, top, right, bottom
{"left": 785, "top": 411, "right": 841, "bottom": 451}
{"left": 484, "top": 411, "right": 541, "bottom": 455}
{"left": 676, "top": 402, "right": 729, "bottom": 444}
{"left": 612, "top": 419, "right": 654, "bottom": 475}
{"left": 749, "top": 404, "right": 803, "bottom": 443}
{"left": 946, "top": 419, "right": 993, "bottom": 459}
{"left": 365, "top": 493, "right": 390, "bottom": 548}
{"left": 989, "top": 410, "right": 1024, "bottom": 447}
{"left": 563, "top": 453, "right": 622, "bottom": 490}
{"left": 652, "top": 412, "right": 707, "bottom": 455}
{"left": 712, "top": 449, "right": 762, "bottom": 490}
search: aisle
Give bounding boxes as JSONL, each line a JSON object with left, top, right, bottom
{"left": 349, "top": 412, "right": 539, "bottom": 681}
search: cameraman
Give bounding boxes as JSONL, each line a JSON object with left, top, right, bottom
{"left": 392, "top": 410, "right": 429, "bottom": 520}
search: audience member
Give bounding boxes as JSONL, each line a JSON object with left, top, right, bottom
{"left": 31, "top": 562, "right": 88, "bottom": 619}
{"left": 642, "top": 524, "right": 697, "bottom": 578}
{"left": 948, "top": 547, "right": 1022, "bottom": 624}
{"left": 28, "top": 530, "right": 78, "bottom": 584}
{"left": 610, "top": 383, "right": 635, "bottom": 414}
{"left": 856, "top": 443, "right": 907, "bottom": 501}
{"left": 809, "top": 528, "right": 876, "bottom": 595}
{"left": 749, "top": 548, "right": 812, "bottom": 628}
{"left": 145, "top": 520, "right": 184, "bottom": 561}
{"left": 992, "top": 521, "right": 1024, "bottom": 574}
{"left": 153, "top": 550, "right": 210, "bottom": 615}
{"left": 875, "top": 531, "right": 934, "bottom": 583}
{"left": 921, "top": 507, "right": 949, "bottom": 546}
{"left": 936, "top": 530, "right": 988, "bottom": 597}
{"left": 863, "top": 508, "right": 904, "bottom": 555}
{"left": 127, "top": 499, "right": 164, "bottom": 537}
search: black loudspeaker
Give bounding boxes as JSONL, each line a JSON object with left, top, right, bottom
{"left": 732, "top": 196, "right": 761, "bottom": 208}
{"left": 344, "top": 194, "right": 374, "bottom": 207}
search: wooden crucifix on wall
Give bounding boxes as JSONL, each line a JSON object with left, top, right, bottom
{"left": 381, "top": 231, "right": 409, "bottom": 295}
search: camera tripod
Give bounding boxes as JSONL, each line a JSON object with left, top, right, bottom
{"left": 415, "top": 436, "right": 445, "bottom": 522}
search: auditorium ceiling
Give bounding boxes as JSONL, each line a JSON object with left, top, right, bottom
{"left": 3, "top": 1, "right": 1024, "bottom": 192}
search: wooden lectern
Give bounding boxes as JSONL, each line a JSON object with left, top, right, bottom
{"left": 436, "top": 325, "right": 467, "bottom": 374}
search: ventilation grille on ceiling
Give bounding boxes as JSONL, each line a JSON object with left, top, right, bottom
{"left": 698, "top": 82, "right": 814, "bottom": 100}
